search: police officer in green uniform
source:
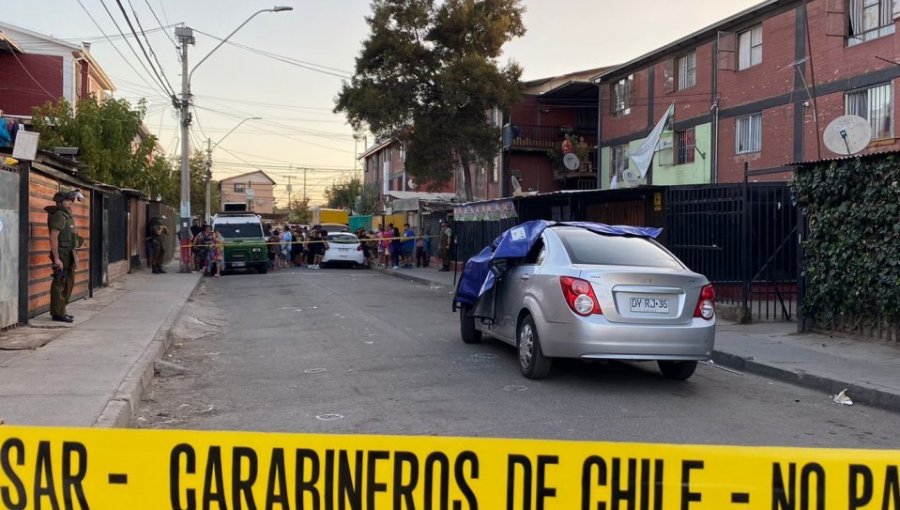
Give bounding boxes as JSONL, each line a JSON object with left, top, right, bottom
{"left": 46, "top": 189, "right": 83, "bottom": 323}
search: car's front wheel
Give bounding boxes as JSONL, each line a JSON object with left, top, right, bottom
{"left": 459, "top": 305, "right": 482, "bottom": 344}
{"left": 517, "top": 314, "right": 552, "bottom": 379}
{"left": 658, "top": 360, "right": 697, "bottom": 380}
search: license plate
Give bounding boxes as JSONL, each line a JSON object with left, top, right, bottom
{"left": 231, "top": 261, "right": 245, "bottom": 268}
{"left": 630, "top": 297, "right": 669, "bottom": 314}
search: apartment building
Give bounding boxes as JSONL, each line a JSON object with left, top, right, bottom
{"left": 597, "top": 0, "right": 900, "bottom": 188}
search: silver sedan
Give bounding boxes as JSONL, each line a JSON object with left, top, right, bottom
{"left": 459, "top": 225, "right": 716, "bottom": 380}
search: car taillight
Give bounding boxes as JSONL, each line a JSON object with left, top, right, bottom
{"left": 560, "top": 276, "right": 602, "bottom": 316}
{"left": 693, "top": 284, "right": 716, "bottom": 320}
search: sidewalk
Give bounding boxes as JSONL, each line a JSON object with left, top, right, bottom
{"left": 376, "top": 264, "right": 900, "bottom": 414}
{"left": 0, "top": 260, "right": 201, "bottom": 427}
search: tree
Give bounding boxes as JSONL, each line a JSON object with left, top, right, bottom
{"left": 31, "top": 97, "right": 158, "bottom": 187}
{"left": 287, "top": 198, "right": 311, "bottom": 224}
{"left": 324, "top": 177, "right": 364, "bottom": 210}
{"left": 335, "top": 0, "right": 525, "bottom": 201}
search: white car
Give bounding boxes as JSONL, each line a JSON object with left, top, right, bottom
{"left": 321, "top": 232, "right": 365, "bottom": 268}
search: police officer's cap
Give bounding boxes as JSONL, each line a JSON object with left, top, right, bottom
{"left": 53, "top": 189, "right": 84, "bottom": 203}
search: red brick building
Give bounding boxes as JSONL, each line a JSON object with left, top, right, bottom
{"left": 0, "top": 22, "right": 114, "bottom": 116}
{"left": 596, "top": 0, "right": 900, "bottom": 188}
{"left": 360, "top": 137, "right": 457, "bottom": 210}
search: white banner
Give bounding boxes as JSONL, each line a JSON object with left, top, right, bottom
{"left": 630, "top": 103, "right": 674, "bottom": 178}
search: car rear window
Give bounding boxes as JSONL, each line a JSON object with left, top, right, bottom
{"left": 328, "top": 234, "right": 358, "bottom": 244}
{"left": 554, "top": 228, "right": 683, "bottom": 268}
{"left": 216, "top": 223, "right": 263, "bottom": 239}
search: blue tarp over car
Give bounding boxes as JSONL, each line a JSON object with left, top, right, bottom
{"left": 453, "top": 220, "right": 662, "bottom": 309}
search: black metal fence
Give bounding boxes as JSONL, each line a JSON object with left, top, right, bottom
{"left": 666, "top": 183, "right": 799, "bottom": 321}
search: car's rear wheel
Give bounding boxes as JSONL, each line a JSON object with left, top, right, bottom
{"left": 517, "top": 315, "right": 552, "bottom": 379}
{"left": 459, "top": 305, "right": 482, "bottom": 344}
{"left": 658, "top": 360, "right": 697, "bottom": 380}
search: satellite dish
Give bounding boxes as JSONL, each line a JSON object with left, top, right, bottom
{"left": 511, "top": 175, "right": 523, "bottom": 195}
{"left": 407, "top": 178, "right": 417, "bottom": 190}
{"left": 823, "top": 115, "right": 871, "bottom": 155}
{"left": 622, "top": 169, "right": 640, "bottom": 186}
{"left": 563, "top": 153, "right": 580, "bottom": 171}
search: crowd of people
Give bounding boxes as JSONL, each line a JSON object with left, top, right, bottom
{"left": 183, "top": 219, "right": 454, "bottom": 275}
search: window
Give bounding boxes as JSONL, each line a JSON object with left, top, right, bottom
{"left": 845, "top": 83, "right": 893, "bottom": 139}
{"left": 848, "top": 0, "right": 895, "bottom": 46}
{"left": 676, "top": 128, "right": 696, "bottom": 164}
{"left": 677, "top": 52, "right": 696, "bottom": 90}
{"left": 554, "top": 228, "right": 684, "bottom": 269}
{"left": 611, "top": 144, "right": 629, "bottom": 184}
{"left": 612, "top": 75, "right": 633, "bottom": 116}
{"left": 738, "top": 25, "right": 763, "bottom": 69}
{"left": 233, "top": 183, "right": 245, "bottom": 192}
{"left": 736, "top": 114, "right": 762, "bottom": 154}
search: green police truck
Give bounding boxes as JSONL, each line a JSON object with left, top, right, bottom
{"left": 211, "top": 213, "right": 269, "bottom": 274}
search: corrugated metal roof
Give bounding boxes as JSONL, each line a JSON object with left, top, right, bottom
{"left": 790, "top": 148, "right": 900, "bottom": 166}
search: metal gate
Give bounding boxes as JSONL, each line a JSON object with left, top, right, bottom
{"left": 0, "top": 170, "right": 19, "bottom": 328}
{"left": 666, "top": 183, "right": 800, "bottom": 321}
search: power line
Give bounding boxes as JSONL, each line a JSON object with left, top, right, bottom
{"left": 193, "top": 28, "right": 351, "bottom": 79}
{"left": 74, "top": 0, "right": 170, "bottom": 101}
{"left": 143, "top": 0, "right": 179, "bottom": 50}
{"left": 113, "top": 0, "right": 178, "bottom": 97}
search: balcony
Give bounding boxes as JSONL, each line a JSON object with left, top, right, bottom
{"left": 505, "top": 125, "right": 597, "bottom": 152}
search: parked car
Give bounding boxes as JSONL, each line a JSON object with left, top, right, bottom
{"left": 321, "top": 232, "right": 365, "bottom": 268}
{"left": 454, "top": 221, "right": 716, "bottom": 380}
{"left": 210, "top": 213, "right": 269, "bottom": 274}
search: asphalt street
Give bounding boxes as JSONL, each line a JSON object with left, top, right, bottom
{"left": 137, "top": 268, "right": 899, "bottom": 448}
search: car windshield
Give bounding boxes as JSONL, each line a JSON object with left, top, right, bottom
{"left": 328, "top": 234, "right": 358, "bottom": 244}
{"left": 554, "top": 228, "right": 684, "bottom": 268}
{"left": 216, "top": 223, "right": 263, "bottom": 239}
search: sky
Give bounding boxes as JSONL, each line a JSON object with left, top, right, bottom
{"left": 5, "top": 0, "right": 763, "bottom": 205}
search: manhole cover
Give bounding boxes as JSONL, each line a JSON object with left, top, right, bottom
{"left": 304, "top": 368, "right": 327, "bottom": 374}
{"left": 316, "top": 413, "right": 343, "bottom": 421}
{"left": 504, "top": 385, "right": 528, "bottom": 392}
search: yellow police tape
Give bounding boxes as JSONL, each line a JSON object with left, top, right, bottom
{"left": 1, "top": 426, "right": 898, "bottom": 509}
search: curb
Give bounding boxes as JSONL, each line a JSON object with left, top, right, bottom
{"left": 375, "top": 267, "right": 458, "bottom": 289}
{"left": 93, "top": 274, "right": 203, "bottom": 428}
{"left": 710, "top": 351, "right": 900, "bottom": 414}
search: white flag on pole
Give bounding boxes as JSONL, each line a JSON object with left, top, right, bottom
{"left": 630, "top": 103, "right": 674, "bottom": 178}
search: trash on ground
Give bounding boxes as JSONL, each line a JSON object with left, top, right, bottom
{"left": 832, "top": 389, "right": 853, "bottom": 406}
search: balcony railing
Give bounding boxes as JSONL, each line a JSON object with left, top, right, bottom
{"left": 505, "top": 124, "right": 597, "bottom": 151}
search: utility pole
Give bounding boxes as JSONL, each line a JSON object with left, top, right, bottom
{"left": 286, "top": 174, "right": 293, "bottom": 214}
{"left": 205, "top": 138, "right": 212, "bottom": 224}
{"left": 303, "top": 167, "right": 308, "bottom": 204}
{"left": 175, "top": 26, "right": 195, "bottom": 273}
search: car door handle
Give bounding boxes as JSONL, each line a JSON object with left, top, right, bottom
{"left": 520, "top": 274, "right": 531, "bottom": 280}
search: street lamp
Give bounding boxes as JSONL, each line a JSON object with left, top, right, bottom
{"left": 205, "top": 116, "right": 262, "bottom": 223}
{"left": 175, "top": 6, "right": 292, "bottom": 272}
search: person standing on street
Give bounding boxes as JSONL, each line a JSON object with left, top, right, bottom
{"left": 439, "top": 220, "right": 453, "bottom": 271}
{"left": 150, "top": 221, "right": 168, "bottom": 273}
{"left": 46, "top": 189, "right": 84, "bottom": 322}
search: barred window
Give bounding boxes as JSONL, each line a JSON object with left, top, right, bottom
{"left": 677, "top": 52, "right": 696, "bottom": 90}
{"left": 612, "top": 75, "right": 633, "bottom": 116}
{"left": 611, "top": 144, "right": 630, "bottom": 184}
{"left": 736, "top": 114, "right": 762, "bottom": 154}
{"left": 676, "top": 129, "right": 696, "bottom": 164}
{"left": 848, "top": 0, "right": 895, "bottom": 46}
{"left": 234, "top": 183, "right": 245, "bottom": 192}
{"left": 845, "top": 83, "right": 893, "bottom": 140}
{"left": 738, "top": 25, "right": 763, "bottom": 70}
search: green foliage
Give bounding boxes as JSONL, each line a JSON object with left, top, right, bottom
{"left": 335, "top": 0, "right": 525, "bottom": 200}
{"left": 31, "top": 97, "right": 156, "bottom": 186}
{"left": 791, "top": 156, "right": 900, "bottom": 330}
{"left": 324, "top": 177, "right": 364, "bottom": 210}
{"left": 547, "top": 133, "right": 592, "bottom": 172}
{"left": 287, "top": 198, "right": 311, "bottom": 224}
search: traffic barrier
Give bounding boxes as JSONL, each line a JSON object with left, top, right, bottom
{"left": 0, "top": 425, "right": 897, "bottom": 509}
